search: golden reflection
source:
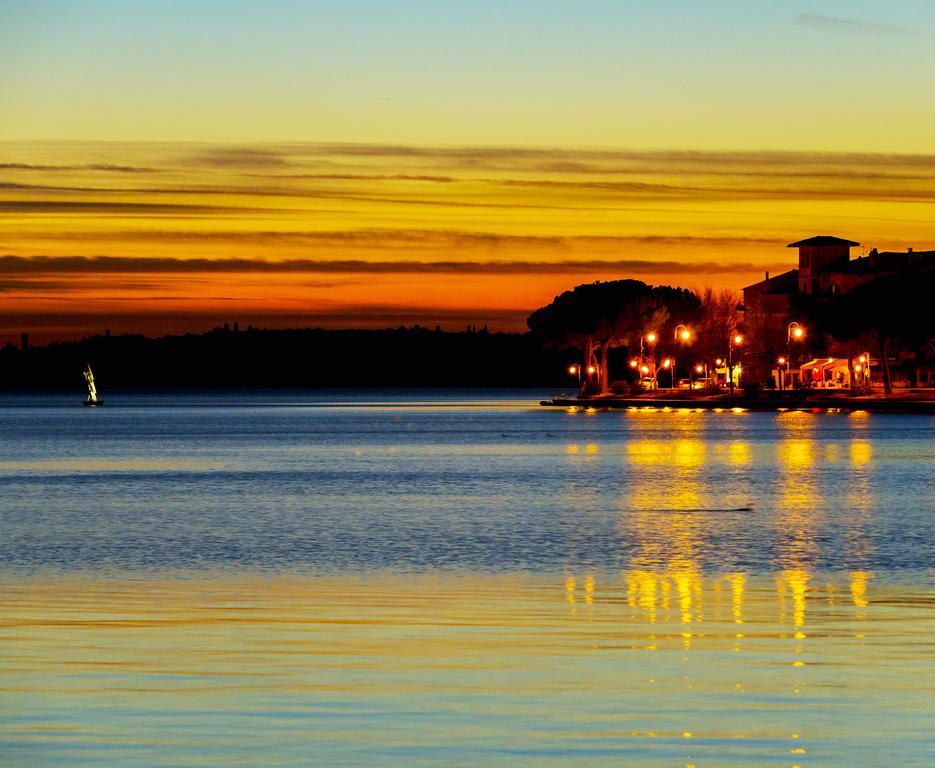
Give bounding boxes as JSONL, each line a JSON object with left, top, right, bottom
{"left": 622, "top": 432, "right": 708, "bottom": 645}
{"left": 775, "top": 418, "right": 820, "bottom": 664}
{"left": 850, "top": 571, "right": 873, "bottom": 609}
{"left": 611, "top": 413, "right": 884, "bottom": 675}
{"left": 776, "top": 416, "right": 820, "bottom": 572}
{"left": 673, "top": 439, "right": 705, "bottom": 469}
{"left": 780, "top": 569, "right": 811, "bottom": 632}
{"left": 626, "top": 440, "right": 667, "bottom": 465}
{"left": 729, "top": 573, "right": 746, "bottom": 626}
{"left": 625, "top": 570, "right": 659, "bottom": 623}
{"left": 844, "top": 439, "right": 874, "bottom": 577}
{"left": 0, "top": 568, "right": 907, "bottom": 768}
{"left": 850, "top": 440, "right": 871, "bottom": 467}
{"left": 727, "top": 441, "right": 751, "bottom": 466}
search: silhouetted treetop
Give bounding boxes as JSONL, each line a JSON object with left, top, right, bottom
{"left": 527, "top": 280, "right": 702, "bottom": 393}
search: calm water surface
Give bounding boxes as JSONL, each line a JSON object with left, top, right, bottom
{"left": 1, "top": 391, "right": 934, "bottom": 766}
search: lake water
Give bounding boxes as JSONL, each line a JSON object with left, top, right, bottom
{"left": 1, "top": 391, "right": 934, "bottom": 766}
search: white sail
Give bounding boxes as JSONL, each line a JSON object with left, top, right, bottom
{"left": 83, "top": 364, "right": 99, "bottom": 403}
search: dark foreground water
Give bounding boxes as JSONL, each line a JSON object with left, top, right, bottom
{"left": 1, "top": 391, "right": 934, "bottom": 766}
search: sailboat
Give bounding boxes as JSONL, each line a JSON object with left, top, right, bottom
{"left": 82, "top": 363, "right": 103, "bottom": 406}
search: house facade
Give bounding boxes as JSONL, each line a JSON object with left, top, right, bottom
{"left": 741, "top": 236, "right": 935, "bottom": 387}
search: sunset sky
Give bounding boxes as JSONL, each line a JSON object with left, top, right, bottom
{"left": 2, "top": 0, "right": 934, "bottom": 342}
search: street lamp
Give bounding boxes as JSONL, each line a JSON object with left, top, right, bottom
{"left": 777, "top": 356, "right": 787, "bottom": 391}
{"left": 672, "top": 325, "right": 693, "bottom": 390}
{"left": 640, "top": 364, "right": 650, "bottom": 388}
{"left": 568, "top": 364, "right": 581, "bottom": 389}
{"left": 786, "top": 322, "right": 806, "bottom": 387}
{"left": 728, "top": 334, "right": 743, "bottom": 396}
{"left": 638, "top": 332, "right": 658, "bottom": 388}
{"left": 856, "top": 353, "right": 870, "bottom": 387}
{"left": 661, "top": 357, "right": 674, "bottom": 388}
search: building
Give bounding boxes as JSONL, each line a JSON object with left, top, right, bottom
{"left": 741, "top": 236, "right": 935, "bottom": 387}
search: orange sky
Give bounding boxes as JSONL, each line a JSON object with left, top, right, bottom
{"left": 3, "top": 3, "right": 935, "bottom": 343}
{"left": 3, "top": 141, "right": 934, "bottom": 342}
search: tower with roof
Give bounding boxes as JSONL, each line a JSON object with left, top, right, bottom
{"left": 787, "top": 235, "right": 859, "bottom": 295}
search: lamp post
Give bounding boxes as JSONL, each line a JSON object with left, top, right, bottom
{"left": 787, "top": 322, "right": 805, "bottom": 387}
{"left": 728, "top": 334, "right": 743, "bottom": 396}
{"left": 640, "top": 363, "right": 650, "bottom": 389}
{"left": 777, "top": 356, "right": 787, "bottom": 391}
{"left": 673, "top": 324, "right": 692, "bottom": 390}
{"left": 568, "top": 364, "right": 581, "bottom": 390}
{"left": 856, "top": 353, "right": 870, "bottom": 388}
{"left": 661, "top": 358, "right": 673, "bottom": 388}
{"left": 693, "top": 363, "right": 705, "bottom": 390}
{"left": 643, "top": 331, "right": 658, "bottom": 388}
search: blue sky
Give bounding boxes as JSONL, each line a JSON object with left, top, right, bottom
{"left": 1, "top": 0, "right": 932, "bottom": 149}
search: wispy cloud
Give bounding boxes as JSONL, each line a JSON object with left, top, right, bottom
{"left": 0, "top": 163, "right": 157, "bottom": 173}
{"left": 0, "top": 200, "right": 284, "bottom": 215}
{"left": 794, "top": 13, "right": 910, "bottom": 36}
{"left": 189, "top": 147, "right": 291, "bottom": 168}
{"left": 16, "top": 229, "right": 783, "bottom": 250}
{"left": 0, "top": 254, "right": 788, "bottom": 277}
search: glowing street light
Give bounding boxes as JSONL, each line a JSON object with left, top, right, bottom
{"left": 785, "top": 322, "right": 806, "bottom": 388}
{"left": 777, "top": 356, "right": 788, "bottom": 391}
{"left": 672, "top": 324, "right": 693, "bottom": 390}
{"left": 629, "top": 359, "right": 639, "bottom": 368}
{"left": 727, "top": 333, "right": 743, "bottom": 396}
{"left": 661, "top": 357, "right": 675, "bottom": 388}
{"left": 637, "top": 332, "right": 660, "bottom": 388}
{"left": 586, "top": 365, "right": 597, "bottom": 375}
{"left": 854, "top": 352, "right": 871, "bottom": 387}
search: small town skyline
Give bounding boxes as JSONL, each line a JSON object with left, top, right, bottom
{"left": 7, "top": 231, "right": 933, "bottom": 401}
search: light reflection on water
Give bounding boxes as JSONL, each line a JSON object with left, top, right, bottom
{"left": 3, "top": 573, "right": 934, "bottom": 767}
{"left": 1, "top": 393, "right": 934, "bottom": 765}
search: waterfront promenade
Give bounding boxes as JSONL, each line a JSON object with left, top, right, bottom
{"left": 542, "top": 390, "right": 935, "bottom": 413}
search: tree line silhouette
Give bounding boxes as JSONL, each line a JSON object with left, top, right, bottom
{"left": 1, "top": 325, "right": 572, "bottom": 390}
